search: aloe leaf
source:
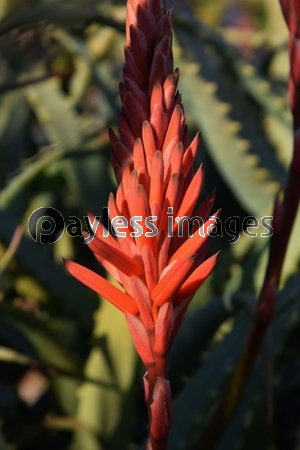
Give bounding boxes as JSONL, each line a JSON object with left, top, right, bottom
{"left": 172, "top": 0, "right": 291, "bottom": 130}
{"left": 215, "top": 360, "right": 271, "bottom": 450}
{"left": 0, "top": 0, "right": 10, "bottom": 19}
{"left": 169, "top": 314, "right": 251, "bottom": 450}
{"left": 0, "top": 213, "right": 98, "bottom": 321}
{"left": 0, "top": 91, "right": 31, "bottom": 195}
{"left": 24, "top": 78, "right": 82, "bottom": 150}
{"left": 71, "top": 298, "right": 137, "bottom": 450}
{"left": 0, "top": 91, "right": 29, "bottom": 144}
{"left": 0, "top": 314, "right": 78, "bottom": 416}
{"left": 0, "top": 345, "right": 37, "bottom": 366}
{"left": 50, "top": 27, "right": 91, "bottom": 107}
{"left": 0, "top": 429, "right": 9, "bottom": 450}
{"left": 215, "top": 274, "right": 300, "bottom": 450}
{"left": 47, "top": 27, "right": 118, "bottom": 212}
{"left": 172, "top": 0, "right": 290, "bottom": 214}
{"left": 231, "top": 60, "right": 291, "bottom": 129}
{"left": 0, "top": 308, "right": 118, "bottom": 392}
{"left": 0, "top": 4, "right": 124, "bottom": 37}
{"left": 178, "top": 61, "right": 278, "bottom": 215}
{"left": 263, "top": 114, "right": 292, "bottom": 171}
{"left": 169, "top": 273, "right": 300, "bottom": 449}
{"left": 0, "top": 148, "right": 63, "bottom": 209}
{"left": 0, "top": 133, "right": 107, "bottom": 209}
{"left": 169, "top": 294, "right": 246, "bottom": 395}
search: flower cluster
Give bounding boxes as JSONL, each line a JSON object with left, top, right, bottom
{"left": 65, "top": 0, "right": 218, "bottom": 447}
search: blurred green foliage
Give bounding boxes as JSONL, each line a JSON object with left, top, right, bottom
{"left": 0, "top": 0, "right": 299, "bottom": 449}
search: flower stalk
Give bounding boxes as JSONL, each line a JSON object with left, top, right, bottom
{"left": 195, "top": 2, "right": 300, "bottom": 449}
{"left": 227, "top": 0, "right": 300, "bottom": 403}
{"left": 237, "top": 0, "right": 300, "bottom": 399}
{"left": 65, "top": 0, "right": 218, "bottom": 447}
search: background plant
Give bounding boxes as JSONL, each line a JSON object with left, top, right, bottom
{"left": 0, "top": 1, "right": 299, "bottom": 450}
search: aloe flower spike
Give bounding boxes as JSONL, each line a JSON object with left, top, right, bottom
{"left": 65, "top": 0, "right": 219, "bottom": 448}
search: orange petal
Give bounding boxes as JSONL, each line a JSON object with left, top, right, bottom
{"left": 150, "top": 151, "right": 164, "bottom": 207}
{"left": 126, "top": 170, "right": 140, "bottom": 219}
{"left": 162, "top": 134, "right": 180, "bottom": 180}
{"left": 142, "top": 120, "right": 157, "bottom": 158}
{"left": 193, "top": 188, "right": 216, "bottom": 225}
{"left": 122, "top": 160, "right": 134, "bottom": 194}
{"left": 182, "top": 132, "right": 200, "bottom": 175}
{"left": 136, "top": 185, "right": 157, "bottom": 253}
{"left": 125, "top": 3, "right": 137, "bottom": 45}
{"left": 138, "top": 167, "right": 150, "bottom": 197}
{"left": 150, "top": 199, "right": 162, "bottom": 225}
{"left": 163, "top": 76, "right": 176, "bottom": 112}
{"left": 134, "top": 138, "right": 147, "bottom": 172}
{"left": 108, "top": 193, "right": 121, "bottom": 220}
{"left": 153, "top": 302, "right": 173, "bottom": 356}
{"left": 64, "top": 259, "right": 138, "bottom": 315}
{"left": 162, "top": 104, "right": 182, "bottom": 153}
{"left": 150, "top": 83, "right": 163, "bottom": 115}
{"left": 93, "top": 255, "right": 121, "bottom": 284}
{"left": 174, "top": 165, "right": 204, "bottom": 231}
{"left": 157, "top": 229, "right": 171, "bottom": 278}
{"left": 87, "top": 212, "right": 118, "bottom": 248}
{"left": 130, "top": 276, "right": 154, "bottom": 331}
{"left": 159, "top": 173, "right": 179, "bottom": 231}
{"left": 142, "top": 245, "right": 157, "bottom": 292}
{"left": 174, "top": 252, "right": 220, "bottom": 304}
{"left": 150, "top": 103, "right": 168, "bottom": 149}
{"left": 116, "top": 182, "right": 126, "bottom": 212}
{"left": 163, "top": 72, "right": 177, "bottom": 90}
{"left": 170, "top": 141, "right": 183, "bottom": 176}
{"left": 109, "top": 192, "right": 133, "bottom": 242}
{"left": 169, "top": 228, "right": 209, "bottom": 261}
{"left": 86, "top": 234, "right": 143, "bottom": 277}
{"left": 151, "top": 255, "right": 196, "bottom": 306}
{"left": 126, "top": 313, "right": 155, "bottom": 367}
{"left": 169, "top": 212, "right": 220, "bottom": 263}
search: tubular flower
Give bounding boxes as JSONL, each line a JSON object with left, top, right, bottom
{"left": 65, "top": 0, "right": 219, "bottom": 448}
